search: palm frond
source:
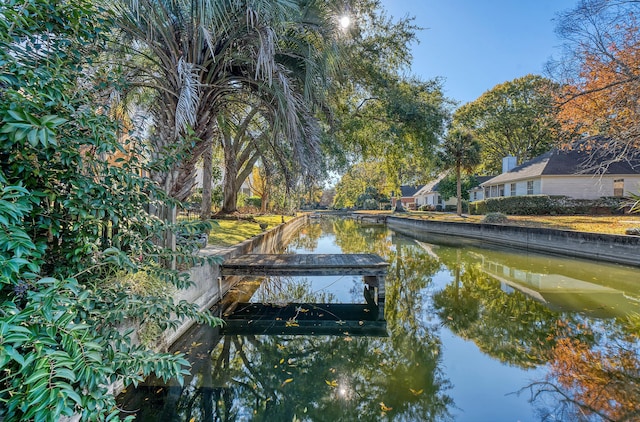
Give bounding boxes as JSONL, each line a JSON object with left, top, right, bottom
{"left": 175, "top": 57, "right": 200, "bottom": 133}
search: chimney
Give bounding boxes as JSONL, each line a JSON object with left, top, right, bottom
{"left": 502, "top": 156, "right": 517, "bottom": 173}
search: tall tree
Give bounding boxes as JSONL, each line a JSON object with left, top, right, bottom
{"left": 248, "top": 164, "right": 271, "bottom": 213}
{"left": 550, "top": 0, "right": 640, "bottom": 166}
{"left": 438, "top": 129, "right": 481, "bottom": 215}
{"left": 454, "top": 74, "right": 561, "bottom": 173}
{"left": 111, "top": 0, "right": 327, "bottom": 203}
{"left": 326, "top": 1, "right": 450, "bottom": 189}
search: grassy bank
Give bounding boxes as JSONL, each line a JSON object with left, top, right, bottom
{"left": 207, "top": 215, "right": 294, "bottom": 247}
{"left": 354, "top": 210, "right": 640, "bottom": 236}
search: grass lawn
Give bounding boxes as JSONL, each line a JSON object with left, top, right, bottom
{"left": 387, "top": 211, "right": 640, "bottom": 235}
{"left": 207, "top": 214, "right": 293, "bottom": 247}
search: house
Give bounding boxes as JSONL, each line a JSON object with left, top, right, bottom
{"left": 468, "top": 176, "right": 498, "bottom": 201}
{"left": 480, "top": 144, "right": 640, "bottom": 200}
{"left": 413, "top": 172, "right": 455, "bottom": 209}
{"left": 391, "top": 185, "right": 420, "bottom": 210}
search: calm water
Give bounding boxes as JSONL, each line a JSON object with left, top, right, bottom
{"left": 119, "top": 218, "right": 640, "bottom": 421}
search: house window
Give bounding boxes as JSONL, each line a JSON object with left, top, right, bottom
{"left": 614, "top": 179, "right": 624, "bottom": 197}
{"left": 510, "top": 183, "right": 516, "bottom": 196}
{"left": 527, "top": 180, "right": 534, "bottom": 195}
{"left": 498, "top": 184, "right": 505, "bottom": 197}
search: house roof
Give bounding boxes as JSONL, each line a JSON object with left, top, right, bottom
{"left": 398, "top": 185, "right": 420, "bottom": 197}
{"left": 481, "top": 141, "right": 640, "bottom": 186}
{"left": 469, "top": 176, "right": 495, "bottom": 191}
{"left": 414, "top": 172, "right": 449, "bottom": 196}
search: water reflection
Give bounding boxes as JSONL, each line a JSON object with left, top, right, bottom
{"left": 119, "top": 218, "right": 640, "bottom": 421}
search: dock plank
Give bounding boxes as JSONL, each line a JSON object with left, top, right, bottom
{"left": 220, "top": 253, "right": 389, "bottom": 277}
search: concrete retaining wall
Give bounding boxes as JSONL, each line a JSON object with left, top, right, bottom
{"left": 387, "top": 216, "right": 640, "bottom": 267}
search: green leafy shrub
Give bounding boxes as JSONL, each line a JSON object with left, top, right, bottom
{"left": 469, "top": 195, "right": 627, "bottom": 215}
{"left": 0, "top": 2, "right": 221, "bottom": 420}
{"left": 482, "top": 212, "right": 509, "bottom": 224}
{"left": 244, "top": 195, "right": 263, "bottom": 208}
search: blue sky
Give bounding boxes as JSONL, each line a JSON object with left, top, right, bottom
{"left": 380, "top": 0, "right": 578, "bottom": 106}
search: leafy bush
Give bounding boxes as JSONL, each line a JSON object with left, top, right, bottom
{"left": 482, "top": 212, "right": 509, "bottom": 224}
{"left": 244, "top": 195, "right": 263, "bottom": 208}
{"left": 469, "top": 195, "right": 628, "bottom": 215}
{"left": 0, "top": 2, "right": 221, "bottom": 420}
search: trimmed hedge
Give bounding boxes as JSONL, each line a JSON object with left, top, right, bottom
{"left": 469, "top": 195, "right": 628, "bottom": 215}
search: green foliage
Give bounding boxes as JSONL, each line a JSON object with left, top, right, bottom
{"left": 482, "top": 212, "right": 509, "bottom": 224}
{"left": 327, "top": 2, "right": 450, "bottom": 187}
{"left": 454, "top": 74, "right": 560, "bottom": 174}
{"left": 436, "top": 174, "right": 478, "bottom": 201}
{"left": 355, "top": 187, "right": 388, "bottom": 210}
{"left": 244, "top": 196, "right": 262, "bottom": 208}
{"left": 333, "top": 161, "right": 390, "bottom": 209}
{"left": 470, "top": 195, "right": 628, "bottom": 216}
{"left": 0, "top": 1, "right": 221, "bottom": 420}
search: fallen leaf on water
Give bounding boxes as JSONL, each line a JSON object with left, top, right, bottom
{"left": 325, "top": 379, "right": 338, "bottom": 388}
{"left": 410, "top": 388, "right": 423, "bottom": 396}
{"left": 280, "top": 358, "right": 285, "bottom": 364}
{"left": 380, "top": 402, "right": 393, "bottom": 412}
{"left": 343, "top": 336, "right": 353, "bottom": 342}
{"left": 281, "top": 378, "right": 293, "bottom": 387}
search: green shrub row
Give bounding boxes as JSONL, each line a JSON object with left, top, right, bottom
{"left": 469, "top": 195, "right": 628, "bottom": 215}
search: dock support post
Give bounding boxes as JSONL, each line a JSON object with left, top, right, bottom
{"left": 364, "top": 275, "right": 385, "bottom": 320}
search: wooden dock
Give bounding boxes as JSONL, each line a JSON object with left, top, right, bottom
{"left": 220, "top": 253, "right": 389, "bottom": 277}
{"left": 220, "top": 253, "right": 389, "bottom": 332}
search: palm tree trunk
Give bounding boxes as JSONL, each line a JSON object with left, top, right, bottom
{"left": 456, "top": 164, "right": 462, "bottom": 216}
{"left": 221, "top": 144, "right": 238, "bottom": 214}
{"left": 200, "top": 141, "right": 213, "bottom": 220}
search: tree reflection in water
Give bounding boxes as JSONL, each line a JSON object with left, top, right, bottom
{"left": 421, "top": 232, "right": 640, "bottom": 421}
{"left": 119, "top": 218, "right": 640, "bottom": 421}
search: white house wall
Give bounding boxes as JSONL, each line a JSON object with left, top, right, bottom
{"left": 540, "top": 175, "right": 640, "bottom": 199}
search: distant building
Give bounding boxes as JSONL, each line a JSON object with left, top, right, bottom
{"left": 391, "top": 185, "right": 420, "bottom": 210}
{"left": 413, "top": 172, "right": 454, "bottom": 209}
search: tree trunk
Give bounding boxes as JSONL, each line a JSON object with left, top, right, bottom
{"left": 200, "top": 141, "right": 213, "bottom": 220}
{"left": 221, "top": 144, "right": 238, "bottom": 214}
{"left": 261, "top": 188, "right": 269, "bottom": 213}
{"left": 456, "top": 164, "right": 462, "bottom": 216}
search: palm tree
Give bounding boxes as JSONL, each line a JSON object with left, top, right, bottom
{"left": 110, "top": 0, "right": 336, "bottom": 208}
{"left": 439, "top": 128, "right": 481, "bottom": 216}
